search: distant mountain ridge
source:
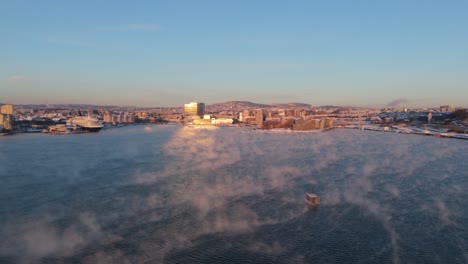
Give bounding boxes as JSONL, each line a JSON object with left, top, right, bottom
{"left": 8, "top": 102, "right": 369, "bottom": 110}
{"left": 207, "top": 101, "right": 312, "bottom": 110}
{"left": 318, "top": 105, "right": 364, "bottom": 109}
{"left": 208, "top": 101, "right": 269, "bottom": 109}
{"left": 271, "top": 103, "right": 311, "bottom": 108}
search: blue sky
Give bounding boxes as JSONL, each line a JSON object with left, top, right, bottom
{"left": 1, "top": 1, "right": 467, "bottom": 107}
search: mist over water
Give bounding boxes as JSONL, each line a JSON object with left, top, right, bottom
{"left": 0, "top": 125, "right": 467, "bottom": 263}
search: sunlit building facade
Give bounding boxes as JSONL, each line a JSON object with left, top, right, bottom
{"left": 255, "top": 109, "right": 263, "bottom": 128}
{"left": 1, "top": 104, "right": 14, "bottom": 131}
{"left": 1, "top": 104, "right": 13, "bottom": 115}
{"left": 184, "top": 102, "right": 205, "bottom": 117}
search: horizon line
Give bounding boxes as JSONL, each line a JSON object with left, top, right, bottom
{"left": 1, "top": 101, "right": 462, "bottom": 110}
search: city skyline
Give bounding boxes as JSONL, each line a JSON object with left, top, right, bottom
{"left": 2, "top": 1, "right": 468, "bottom": 108}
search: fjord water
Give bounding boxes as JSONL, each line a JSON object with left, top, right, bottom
{"left": 0, "top": 125, "right": 467, "bottom": 263}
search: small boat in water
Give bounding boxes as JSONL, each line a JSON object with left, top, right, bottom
{"left": 305, "top": 193, "right": 320, "bottom": 206}
{"left": 25, "top": 128, "right": 43, "bottom": 133}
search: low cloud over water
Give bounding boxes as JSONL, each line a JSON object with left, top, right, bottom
{"left": 0, "top": 126, "right": 467, "bottom": 263}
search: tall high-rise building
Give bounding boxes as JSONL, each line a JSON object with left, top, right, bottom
{"left": 184, "top": 102, "right": 205, "bottom": 117}
{"left": 255, "top": 109, "right": 263, "bottom": 128}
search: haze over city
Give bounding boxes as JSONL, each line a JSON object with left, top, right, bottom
{"left": 1, "top": 1, "right": 468, "bottom": 108}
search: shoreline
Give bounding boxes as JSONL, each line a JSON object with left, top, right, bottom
{"left": 3, "top": 123, "right": 468, "bottom": 140}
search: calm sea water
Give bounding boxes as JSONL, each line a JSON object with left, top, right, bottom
{"left": 0, "top": 125, "right": 467, "bottom": 263}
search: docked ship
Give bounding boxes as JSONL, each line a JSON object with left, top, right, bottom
{"left": 68, "top": 116, "right": 104, "bottom": 132}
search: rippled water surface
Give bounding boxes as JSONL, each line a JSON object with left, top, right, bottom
{"left": 1, "top": 125, "right": 467, "bottom": 263}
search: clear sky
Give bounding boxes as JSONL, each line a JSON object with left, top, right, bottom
{"left": 1, "top": 1, "right": 467, "bottom": 108}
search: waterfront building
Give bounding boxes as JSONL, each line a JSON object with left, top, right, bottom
{"left": 113, "top": 114, "right": 120, "bottom": 123}
{"left": 1, "top": 104, "right": 13, "bottom": 115}
{"left": 192, "top": 117, "right": 211, "bottom": 125}
{"left": 292, "top": 118, "right": 317, "bottom": 131}
{"left": 136, "top": 112, "right": 149, "bottom": 119}
{"left": 440, "top": 105, "right": 455, "bottom": 112}
{"left": 319, "top": 119, "right": 325, "bottom": 130}
{"left": 243, "top": 110, "right": 250, "bottom": 120}
{"left": 123, "top": 113, "right": 135, "bottom": 123}
{"left": 184, "top": 102, "right": 205, "bottom": 117}
{"left": 103, "top": 112, "right": 113, "bottom": 123}
{"left": 255, "top": 109, "right": 263, "bottom": 128}
{"left": 244, "top": 116, "right": 256, "bottom": 124}
{"left": 1, "top": 104, "right": 14, "bottom": 131}
{"left": 1, "top": 115, "right": 13, "bottom": 131}
{"left": 324, "top": 118, "right": 335, "bottom": 128}
{"left": 278, "top": 109, "right": 285, "bottom": 117}
{"left": 211, "top": 118, "right": 233, "bottom": 125}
